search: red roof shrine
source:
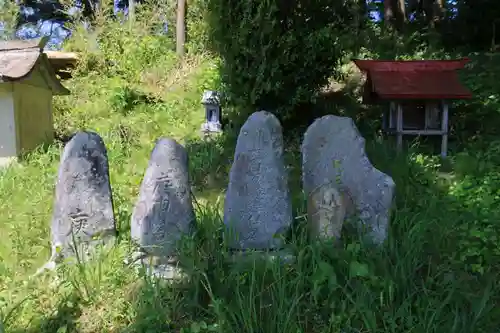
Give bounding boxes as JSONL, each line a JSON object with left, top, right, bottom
{"left": 353, "top": 59, "right": 472, "bottom": 102}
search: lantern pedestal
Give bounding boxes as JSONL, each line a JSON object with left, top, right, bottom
{"left": 200, "top": 120, "right": 222, "bottom": 133}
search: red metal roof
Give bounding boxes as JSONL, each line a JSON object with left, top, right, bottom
{"left": 353, "top": 59, "right": 470, "bottom": 72}
{"left": 369, "top": 70, "right": 471, "bottom": 99}
{"left": 353, "top": 59, "right": 472, "bottom": 101}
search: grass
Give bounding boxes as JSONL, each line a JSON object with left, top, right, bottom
{"left": 1, "top": 9, "right": 500, "bottom": 333}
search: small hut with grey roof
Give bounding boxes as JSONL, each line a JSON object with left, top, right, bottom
{"left": 0, "top": 36, "right": 69, "bottom": 167}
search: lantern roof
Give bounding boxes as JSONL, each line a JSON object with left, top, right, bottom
{"left": 201, "top": 90, "right": 221, "bottom": 105}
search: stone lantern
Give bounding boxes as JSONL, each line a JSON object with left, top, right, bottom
{"left": 200, "top": 90, "right": 222, "bottom": 133}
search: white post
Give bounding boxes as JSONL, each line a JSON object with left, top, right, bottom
{"left": 441, "top": 101, "right": 449, "bottom": 158}
{"left": 396, "top": 103, "right": 403, "bottom": 152}
{"left": 424, "top": 102, "right": 430, "bottom": 129}
{"left": 388, "top": 101, "right": 396, "bottom": 130}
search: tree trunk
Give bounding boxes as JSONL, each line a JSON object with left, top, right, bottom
{"left": 176, "top": 0, "right": 186, "bottom": 56}
{"left": 129, "top": 0, "right": 135, "bottom": 24}
{"left": 384, "top": 0, "right": 406, "bottom": 31}
{"left": 81, "top": 0, "right": 95, "bottom": 20}
{"left": 415, "top": 0, "right": 443, "bottom": 28}
{"left": 384, "top": 0, "right": 394, "bottom": 25}
{"left": 433, "top": 0, "right": 444, "bottom": 23}
{"left": 397, "top": 0, "right": 406, "bottom": 27}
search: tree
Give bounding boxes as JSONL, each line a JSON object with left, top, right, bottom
{"left": 207, "top": 0, "right": 367, "bottom": 119}
{"left": 407, "top": 0, "right": 445, "bottom": 28}
{"left": 15, "top": 0, "right": 72, "bottom": 29}
{"left": 384, "top": 0, "right": 406, "bottom": 31}
{"left": 450, "top": 0, "right": 500, "bottom": 50}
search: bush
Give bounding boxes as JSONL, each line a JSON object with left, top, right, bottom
{"left": 206, "top": 0, "right": 366, "bottom": 120}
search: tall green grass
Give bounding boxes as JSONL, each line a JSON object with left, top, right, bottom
{"left": 1, "top": 2, "right": 500, "bottom": 332}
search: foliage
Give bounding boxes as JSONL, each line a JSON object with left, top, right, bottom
{"left": 206, "top": 0, "right": 367, "bottom": 120}
{"left": 371, "top": 0, "right": 500, "bottom": 51}
{"left": 443, "top": 0, "right": 500, "bottom": 51}
{"left": 2, "top": 138, "right": 500, "bottom": 332}
{"left": 15, "top": 0, "right": 72, "bottom": 27}
{"left": 0, "top": 0, "right": 500, "bottom": 332}
{"left": 0, "top": 0, "right": 18, "bottom": 40}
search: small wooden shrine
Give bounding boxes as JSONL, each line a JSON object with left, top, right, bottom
{"left": 353, "top": 58, "right": 472, "bottom": 157}
{"left": 0, "top": 37, "right": 70, "bottom": 167}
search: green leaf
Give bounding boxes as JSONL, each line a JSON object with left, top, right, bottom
{"left": 318, "top": 261, "right": 334, "bottom": 275}
{"left": 346, "top": 242, "right": 361, "bottom": 254}
{"left": 191, "top": 322, "right": 199, "bottom": 333}
{"left": 349, "top": 261, "right": 370, "bottom": 278}
{"left": 56, "top": 326, "right": 68, "bottom": 333}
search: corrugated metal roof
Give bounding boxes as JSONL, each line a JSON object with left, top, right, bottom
{"left": 353, "top": 58, "right": 472, "bottom": 101}
{"left": 0, "top": 49, "right": 40, "bottom": 79}
{"left": 0, "top": 38, "right": 42, "bottom": 51}
{"left": 0, "top": 37, "right": 47, "bottom": 80}
{"left": 353, "top": 59, "right": 470, "bottom": 72}
{"left": 0, "top": 37, "right": 69, "bottom": 95}
{"left": 369, "top": 70, "right": 472, "bottom": 100}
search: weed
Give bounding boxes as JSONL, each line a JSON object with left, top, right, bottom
{"left": 1, "top": 2, "right": 500, "bottom": 333}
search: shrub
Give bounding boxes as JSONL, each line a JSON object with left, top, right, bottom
{"left": 206, "top": 0, "right": 366, "bottom": 120}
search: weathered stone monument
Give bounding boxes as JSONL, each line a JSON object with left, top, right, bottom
{"left": 50, "top": 131, "right": 116, "bottom": 263}
{"left": 302, "top": 115, "right": 395, "bottom": 244}
{"left": 130, "top": 138, "right": 195, "bottom": 278}
{"left": 224, "top": 111, "right": 292, "bottom": 250}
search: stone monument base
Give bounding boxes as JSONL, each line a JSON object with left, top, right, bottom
{"left": 126, "top": 252, "right": 187, "bottom": 281}
{"left": 227, "top": 249, "right": 296, "bottom": 266}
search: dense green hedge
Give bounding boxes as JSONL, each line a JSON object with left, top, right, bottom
{"left": 206, "top": 0, "right": 366, "bottom": 119}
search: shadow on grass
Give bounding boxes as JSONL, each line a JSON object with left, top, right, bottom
{"left": 278, "top": 87, "right": 368, "bottom": 139}
{"left": 7, "top": 292, "right": 82, "bottom": 333}
{"left": 6, "top": 139, "right": 500, "bottom": 333}
{"left": 120, "top": 137, "right": 500, "bottom": 332}
{"left": 184, "top": 131, "right": 237, "bottom": 200}
{"left": 453, "top": 53, "right": 500, "bottom": 145}
{"left": 8, "top": 81, "right": 500, "bottom": 332}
